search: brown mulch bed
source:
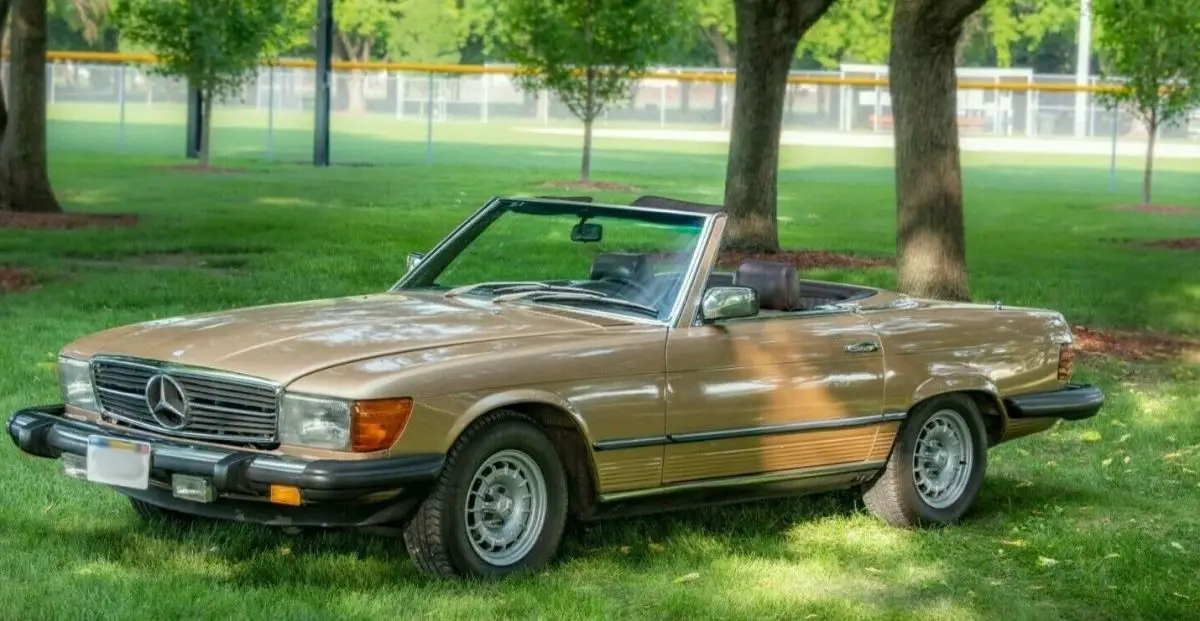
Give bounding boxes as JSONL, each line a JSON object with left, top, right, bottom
{"left": 0, "top": 266, "right": 35, "bottom": 294}
{"left": 1140, "top": 238, "right": 1200, "bottom": 250}
{"left": 1072, "top": 325, "right": 1200, "bottom": 364}
{"left": 1109, "top": 204, "right": 1199, "bottom": 215}
{"left": 0, "top": 212, "right": 139, "bottom": 230}
{"left": 715, "top": 249, "right": 894, "bottom": 270}
{"left": 537, "top": 180, "right": 641, "bottom": 192}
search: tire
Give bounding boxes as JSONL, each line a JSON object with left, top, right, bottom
{"left": 862, "top": 393, "right": 988, "bottom": 527}
{"left": 129, "top": 497, "right": 196, "bottom": 525}
{"left": 403, "top": 410, "right": 569, "bottom": 579}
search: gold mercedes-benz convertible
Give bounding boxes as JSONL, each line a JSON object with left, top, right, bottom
{"left": 8, "top": 195, "right": 1103, "bottom": 579}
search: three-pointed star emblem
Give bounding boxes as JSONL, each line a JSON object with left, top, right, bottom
{"left": 144, "top": 374, "right": 189, "bottom": 429}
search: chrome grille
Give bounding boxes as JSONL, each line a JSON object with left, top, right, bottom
{"left": 91, "top": 357, "right": 279, "bottom": 444}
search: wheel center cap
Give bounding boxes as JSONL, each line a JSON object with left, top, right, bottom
{"left": 495, "top": 495, "right": 514, "bottom": 517}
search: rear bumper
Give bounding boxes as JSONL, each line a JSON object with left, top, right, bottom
{"left": 7, "top": 404, "right": 443, "bottom": 527}
{"left": 1004, "top": 383, "right": 1105, "bottom": 421}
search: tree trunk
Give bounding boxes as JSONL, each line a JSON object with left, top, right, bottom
{"left": 723, "top": 0, "right": 835, "bottom": 252}
{"left": 199, "top": 88, "right": 213, "bottom": 168}
{"left": 581, "top": 118, "right": 593, "bottom": 182}
{"left": 0, "top": 0, "right": 12, "bottom": 137}
{"left": 581, "top": 71, "right": 595, "bottom": 182}
{"left": 890, "top": 0, "right": 985, "bottom": 302}
{"left": 1142, "top": 110, "right": 1156, "bottom": 206}
{"left": 0, "top": 0, "right": 59, "bottom": 213}
{"left": 347, "top": 71, "right": 366, "bottom": 114}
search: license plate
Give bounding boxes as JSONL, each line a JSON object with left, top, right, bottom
{"left": 86, "top": 436, "right": 151, "bottom": 490}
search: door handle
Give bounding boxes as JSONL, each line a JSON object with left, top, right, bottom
{"left": 845, "top": 341, "right": 880, "bottom": 354}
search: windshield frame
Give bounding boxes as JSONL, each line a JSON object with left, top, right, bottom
{"left": 391, "top": 196, "right": 719, "bottom": 326}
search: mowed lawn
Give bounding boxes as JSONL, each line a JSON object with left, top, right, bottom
{"left": 1, "top": 138, "right": 1199, "bottom": 620}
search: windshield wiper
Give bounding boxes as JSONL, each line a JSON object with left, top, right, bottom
{"left": 443, "top": 281, "right": 546, "bottom": 298}
{"left": 493, "top": 291, "right": 659, "bottom": 318}
{"left": 445, "top": 281, "right": 606, "bottom": 299}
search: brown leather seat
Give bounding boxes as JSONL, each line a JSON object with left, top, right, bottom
{"left": 733, "top": 259, "right": 803, "bottom": 311}
{"left": 590, "top": 253, "right": 654, "bottom": 283}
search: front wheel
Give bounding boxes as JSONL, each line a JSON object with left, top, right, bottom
{"left": 862, "top": 394, "right": 988, "bottom": 527}
{"left": 403, "top": 411, "right": 569, "bottom": 579}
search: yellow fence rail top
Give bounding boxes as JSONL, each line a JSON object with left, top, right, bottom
{"left": 43, "top": 50, "right": 1124, "bottom": 94}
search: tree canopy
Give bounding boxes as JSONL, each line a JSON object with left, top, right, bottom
{"left": 497, "top": 0, "right": 684, "bottom": 181}
{"left": 1094, "top": 0, "right": 1200, "bottom": 206}
{"left": 58, "top": 0, "right": 1095, "bottom": 74}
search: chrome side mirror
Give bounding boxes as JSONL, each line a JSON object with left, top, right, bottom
{"left": 406, "top": 252, "right": 425, "bottom": 272}
{"left": 700, "top": 286, "right": 759, "bottom": 322}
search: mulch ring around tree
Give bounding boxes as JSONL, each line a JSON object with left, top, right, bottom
{"left": 0, "top": 266, "right": 36, "bottom": 294}
{"left": 0, "top": 212, "right": 139, "bottom": 230}
{"left": 1108, "top": 204, "right": 1199, "bottom": 215}
{"left": 1072, "top": 325, "right": 1200, "bottom": 364}
{"left": 537, "top": 180, "right": 642, "bottom": 193}
{"left": 715, "top": 249, "right": 894, "bottom": 270}
{"left": 1101, "top": 236, "right": 1200, "bottom": 251}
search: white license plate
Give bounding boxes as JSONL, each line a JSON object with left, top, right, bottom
{"left": 86, "top": 436, "right": 151, "bottom": 490}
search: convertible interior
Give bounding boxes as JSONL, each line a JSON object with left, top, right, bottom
{"left": 587, "top": 252, "right": 878, "bottom": 317}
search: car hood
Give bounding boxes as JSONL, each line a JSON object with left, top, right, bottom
{"left": 67, "top": 291, "right": 615, "bottom": 385}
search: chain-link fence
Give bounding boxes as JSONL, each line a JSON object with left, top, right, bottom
{"left": 38, "top": 61, "right": 1200, "bottom": 167}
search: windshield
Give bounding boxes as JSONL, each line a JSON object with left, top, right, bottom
{"left": 397, "top": 198, "right": 709, "bottom": 321}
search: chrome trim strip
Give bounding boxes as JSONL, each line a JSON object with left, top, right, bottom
{"left": 592, "top": 412, "right": 908, "bottom": 451}
{"left": 667, "top": 212, "right": 720, "bottom": 328}
{"left": 90, "top": 355, "right": 281, "bottom": 390}
{"left": 599, "top": 460, "right": 887, "bottom": 502}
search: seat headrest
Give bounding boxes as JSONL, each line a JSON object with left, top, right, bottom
{"left": 733, "top": 259, "right": 802, "bottom": 311}
{"left": 591, "top": 253, "right": 653, "bottom": 283}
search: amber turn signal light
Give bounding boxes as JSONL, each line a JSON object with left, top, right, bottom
{"left": 352, "top": 398, "right": 414, "bottom": 452}
{"left": 270, "top": 485, "right": 302, "bottom": 506}
{"left": 1057, "top": 343, "right": 1075, "bottom": 381}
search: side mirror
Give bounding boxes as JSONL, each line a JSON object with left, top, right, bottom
{"left": 406, "top": 252, "right": 425, "bottom": 272}
{"left": 700, "top": 286, "right": 759, "bottom": 322}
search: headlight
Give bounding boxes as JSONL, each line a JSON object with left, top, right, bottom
{"left": 58, "top": 355, "right": 97, "bottom": 411}
{"left": 279, "top": 393, "right": 413, "bottom": 452}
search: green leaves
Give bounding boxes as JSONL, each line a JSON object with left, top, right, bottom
{"left": 1094, "top": 0, "right": 1200, "bottom": 130}
{"left": 497, "top": 0, "right": 686, "bottom": 122}
{"left": 113, "top": 0, "right": 302, "bottom": 98}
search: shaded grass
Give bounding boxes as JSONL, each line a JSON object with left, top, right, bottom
{"left": 1, "top": 149, "right": 1198, "bottom": 620}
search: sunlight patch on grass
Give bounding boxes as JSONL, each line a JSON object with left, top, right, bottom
{"left": 255, "top": 196, "right": 319, "bottom": 207}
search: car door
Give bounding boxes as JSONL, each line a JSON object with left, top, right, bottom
{"left": 662, "top": 310, "right": 889, "bottom": 484}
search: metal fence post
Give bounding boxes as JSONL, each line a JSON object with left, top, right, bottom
{"left": 426, "top": 72, "right": 434, "bottom": 163}
{"left": 659, "top": 84, "right": 666, "bottom": 128}
{"left": 117, "top": 64, "right": 127, "bottom": 152}
{"left": 267, "top": 65, "right": 276, "bottom": 161}
{"left": 1109, "top": 104, "right": 1118, "bottom": 192}
{"left": 47, "top": 63, "right": 55, "bottom": 104}
{"left": 481, "top": 74, "right": 489, "bottom": 123}
{"left": 396, "top": 72, "right": 405, "bottom": 120}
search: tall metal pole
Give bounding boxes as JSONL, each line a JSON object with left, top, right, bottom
{"left": 1074, "top": 0, "right": 1092, "bottom": 139}
{"left": 185, "top": 83, "right": 202, "bottom": 159}
{"left": 313, "top": 0, "right": 334, "bottom": 167}
{"left": 267, "top": 66, "right": 276, "bottom": 161}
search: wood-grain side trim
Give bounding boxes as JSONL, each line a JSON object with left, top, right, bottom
{"left": 592, "top": 412, "right": 908, "bottom": 452}
{"left": 598, "top": 460, "right": 887, "bottom": 502}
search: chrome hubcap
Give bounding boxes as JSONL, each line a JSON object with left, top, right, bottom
{"left": 464, "top": 449, "right": 547, "bottom": 566}
{"left": 912, "top": 409, "right": 974, "bottom": 509}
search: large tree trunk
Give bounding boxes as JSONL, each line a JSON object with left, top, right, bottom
{"left": 723, "top": 0, "right": 835, "bottom": 252}
{"left": 1142, "top": 110, "right": 1157, "bottom": 206}
{"left": 0, "top": 0, "right": 12, "bottom": 136}
{"left": 0, "top": 0, "right": 59, "bottom": 213}
{"left": 890, "top": 0, "right": 984, "bottom": 301}
{"left": 199, "top": 88, "right": 213, "bottom": 168}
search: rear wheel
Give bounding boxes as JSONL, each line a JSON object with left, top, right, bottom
{"left": 403, "top": 410, "right": 569, "bottom": 579}
{"left": 862, "top": 394, "right": 988, "bottom": 527}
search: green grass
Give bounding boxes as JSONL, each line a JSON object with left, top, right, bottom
{"left": 2, "top": 138, "right": 1199, "bottom": 620}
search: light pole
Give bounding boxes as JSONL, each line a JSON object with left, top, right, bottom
{"left": 1074, "top": 0, "right": 1092, "bottom": 139}
{"left": 314, "top": 0, "right": 333, "bottom": 166}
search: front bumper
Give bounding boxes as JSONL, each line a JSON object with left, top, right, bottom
{"left": 7, "top": 404, "right": 444, "bottom": 527}
{"left": 1003, "top": 383, "right": 1105, "bottom": 421}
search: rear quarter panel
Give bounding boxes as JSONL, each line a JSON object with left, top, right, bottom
{"left": 861, "top": 303, "right": 1072, "bottom": 434}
